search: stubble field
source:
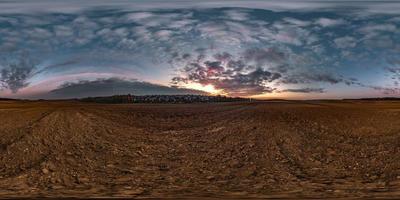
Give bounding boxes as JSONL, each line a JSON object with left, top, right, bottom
{"left": 1, "top": 100, "right": 400, "bottom": 198}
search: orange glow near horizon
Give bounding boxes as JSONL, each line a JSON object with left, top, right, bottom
{"left": 250, "top": 92, "right": 288, "bottom": 100}
{"left": 183, "top": 82, "right": 225, "bottom": 95}
{"left": 183, "top": 82, "right": 292, "bottom": 99}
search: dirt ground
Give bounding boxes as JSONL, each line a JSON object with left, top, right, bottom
{"left": 1, "top": 100, "right": 400, "bottom": 199}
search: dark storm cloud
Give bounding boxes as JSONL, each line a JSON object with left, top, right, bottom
{"left": 0, "top": 56, "right": 36, "bottom": 93}
{"left": 44, "top": 78, "right": 207, "bottom": 99}
{"left": 282, "top": 88, "right": 325, "bottom": 93}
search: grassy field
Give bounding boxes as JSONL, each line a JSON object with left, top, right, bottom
{"left": 1, "top": 100, "right": 400, "bottom": 198}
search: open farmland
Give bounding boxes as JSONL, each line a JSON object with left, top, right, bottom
{"left": 1, "top": 100, "right": 400, "bottom": 198}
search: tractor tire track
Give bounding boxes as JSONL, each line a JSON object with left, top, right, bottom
{"left": 0, "top": 109, "right": 56, "bottom": 152}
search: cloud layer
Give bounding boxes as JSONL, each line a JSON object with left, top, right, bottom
{"left": 0, "top": 54, "right": 37, "bottom": 93}
{"left": 0, "top": 1, "right": 399, "bottom": 98}
{"left": 42, "top": 78, "right": 207, "bottom": 99}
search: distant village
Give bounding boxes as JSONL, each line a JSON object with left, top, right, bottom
{"left": 80, "top": 94, "right": 250, "bottom": 104}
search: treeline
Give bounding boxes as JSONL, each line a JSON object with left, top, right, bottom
{"left": 0, "top": 98, "right": 16, "bottom": 101}
{"left": 344, "top": 97, "right": 400, "bottom": 101}
{"left": 80, "top": 94, "right": 249, "bottom": 104}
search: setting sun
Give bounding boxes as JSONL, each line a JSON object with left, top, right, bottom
{"left": 184, "top": 82, "right": 224, "bottom": 95}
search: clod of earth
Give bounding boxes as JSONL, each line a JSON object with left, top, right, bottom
{"left": 0, "top": 100, "right": 400, "bottom": 198}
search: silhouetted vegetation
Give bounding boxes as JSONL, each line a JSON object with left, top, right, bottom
{"left": 344, "top": 97, "right": 400, "bottom": 101}
{"left": 80, "top": 94, "right": 249, "bottom": 104}
{"left": 0, "top": 98, "right": 15, "bottom": 101}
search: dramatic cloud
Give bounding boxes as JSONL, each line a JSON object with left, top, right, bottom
{"left": 171, "top": 51, "right": 281, "bottom": 96}
{"left": 0, "top": 55, "right": 36, "bottom": 93}
{"left": 281, "top": 72, "right": 345, "bottom": 85}
{"left": 0, "top": 1, "right": 399, "bottom": 99}
{"left": 243, "top": 47, "right": 286, "bottom": 67}
{"left": 44, "top": 78, "right": 208, "bottom": 99}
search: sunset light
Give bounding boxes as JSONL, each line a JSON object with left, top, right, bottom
{"left": 1, "top": 1, "right": 400, "bottom": 199}
{"left": 183, "top": 82, "right": 224, "bottom": 95}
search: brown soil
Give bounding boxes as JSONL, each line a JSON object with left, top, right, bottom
{"left": 1, "top": 100, "right": 400, "bottom": 199}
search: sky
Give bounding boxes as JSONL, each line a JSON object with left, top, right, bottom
{"left": 0, "top": 0, "right": 400, "bottom": 99}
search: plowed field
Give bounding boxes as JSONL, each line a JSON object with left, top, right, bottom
{"left": 1, "top": 100, "right": 400, "bottom": 198}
